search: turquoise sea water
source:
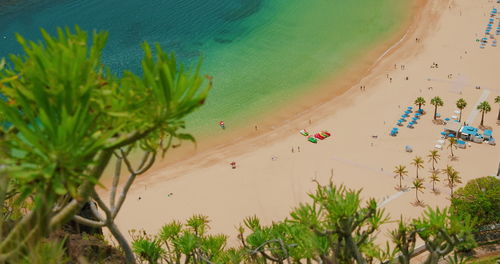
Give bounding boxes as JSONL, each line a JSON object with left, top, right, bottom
{"left": 0, "top": 0, "right": 410, "bottom": 135}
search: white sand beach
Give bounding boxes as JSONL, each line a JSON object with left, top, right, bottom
{"left": 106, "top": 0, "right": 500, "bottom": 245}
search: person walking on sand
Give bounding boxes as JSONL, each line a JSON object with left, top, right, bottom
{"left": 230, "top": 161, "right": 236, "bottom": 169}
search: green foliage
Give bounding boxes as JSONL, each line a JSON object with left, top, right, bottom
{"left": 451, "top": 176, "right": 500, "bottom": 228}
{"left": 133, "top": 216, "right": 242, "bottom": 264}
{"left": 414, "top": 207, "right": 477, "bottom": 258}
{"left": 132, "top": 238, "right": 164, "bottom": 264}
{"left": 21, "top": 239, "right": 69, "bottom": 264}
{"left": 0, "top": 26, "right": 211, "bottom": 261}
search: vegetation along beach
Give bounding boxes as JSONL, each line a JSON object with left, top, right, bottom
{"left": 0, "top": 0, "right": 499, "bottom": 263}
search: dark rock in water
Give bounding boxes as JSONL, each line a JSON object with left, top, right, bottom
{"left": 214, "top": 38, "right": 233, "bottom": 44}
{"left": 222, "top": 0, "right": 264, "bottom": 22}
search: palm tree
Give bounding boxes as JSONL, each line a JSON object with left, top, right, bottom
{"left": 477, "top": 101, "right": 491, "bottom": 126}
{"left": 447, "top": 137, "right": 457, "bottom": 157}
{"left": 427, "top": 150, "right": 440, "bottom": 171}
{"left": 429, "top": 171, "right": 440, "bottom": 192}
{"left": 494, "top": 96, "right": 500, "bottom": 122}
{"left": 414, "top": 97, "right": 426, "bottom": 111}
{"left": 394, "top": 165, "right": 408, "bottom": 190}
{"left": 411, "top": 156, "right": 424, "bottom": 179}
{"left": 412, "top": 178, "right": 425, "bottom": 203}
{"left": 448, "top": 169, "right": 462, "bottom": 198}
{"left": 444, "top": 165, "right": 455, "bottom": 183}
{"left": 456, "top": 98, "right": 467, "bottom": 122}
{"left": 430, "top": 96, "right": 444, "bottom": 120}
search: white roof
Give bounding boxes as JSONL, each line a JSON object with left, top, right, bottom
{"left": 444, "top": 122, "right": 461, "bottom": 132}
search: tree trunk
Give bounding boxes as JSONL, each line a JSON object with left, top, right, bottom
{"left": 459, "top": 110, "right": 462, "bottom": 122}
{"left": 399, "top": 177, "right": 402, "bottom": 189}
{"left": 480, "top": 111, "right": 485, "bottom": 126}
{"left": 416, "top": 190, "right": 419, "bottom": 202}
{"left": 107, "top": 222, "right": 136, "bottom": 264}
{"left": 497, "top": 107, "right": 500, "bottom": 121}
{"left": 434, "top": 105, "right": 438, "bottom": 120}
{"left": 425, "top": 251, "right": 440, "bottom": 264}
{"left": 419, "top": 104, "right": 422, "bottom": 110}
{"left": 416, "top": 168, "right": 419, "bottom": 179}
{"left": 345, "top": 235, "right": 367, "bottom": 264}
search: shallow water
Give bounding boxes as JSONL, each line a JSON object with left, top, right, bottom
{"left": 0, "top": 0, "right": 410, "bottom": 133}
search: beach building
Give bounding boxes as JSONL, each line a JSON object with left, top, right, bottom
{"left": 483, "top": 130, "right": 493, "bottom": 140}
{"left": 459, "top": 126, "right": 478, "bottom": 141}
{"left": 444, "top": 122, "right": 461, "bottom": 135}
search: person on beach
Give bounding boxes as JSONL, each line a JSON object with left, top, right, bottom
{"left": 219, "top": 120, "right": 225, "bottom": 130}
{"left": 230, "top": 161, "right": 236, "bottom": 169}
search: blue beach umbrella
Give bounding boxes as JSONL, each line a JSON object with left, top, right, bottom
{"left": 444, "top": 118, "right": 450, "bottom": 121}
{"left": 448, "top": 133, "right": 455, "bottom": 138}
{"left": 407, "top": 106, "right": 413, "bottom": 109}
{"left": 415, "top": 112, "right": 421, "bottom": 116}
{"left": 440, "top": 131, "right": 447, "bottom": 136}
{"left": 409, "top": 121, "right": 415, "bottom": 125}
{"left": 412, "top": 117, "right": 418, "bottom": 121}
{"left": 405, "top": 110, "right": 411, "bottom": 114}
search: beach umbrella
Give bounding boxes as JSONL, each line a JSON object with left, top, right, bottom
{"left": 444, "top": 118, "right": 450, "bottom": 121}
{"left": 408, "top": 106, "right": 413, "bottom": 109}
{"left": 448, "top": 133, "right": 455, "bottom": 138}
{"left": 440, "top": 131, "right": 447, "bottom": 136}
{"left": 412, "top": 117, "right": 418, "bottom": 121}
{"left": 398, "top": 118, "right": 405, "bottom": 122}
{"left": 409, "top": 121, "right": 415, "bottom": 125}
{"left": 415, "top": 112, "right": 421, "bottom": 116}
{"left": 405, "top": 110, "right": 411, "bottom": 114}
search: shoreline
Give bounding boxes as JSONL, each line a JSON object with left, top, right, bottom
{"left": 134, "top": 0, "right": 428, "bottom": 178}
{"left": 110, "top": 0, "right": 500, "bottom": 245}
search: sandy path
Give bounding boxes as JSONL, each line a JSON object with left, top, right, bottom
{"left": 106, "top": 0, "right": 500, "bottom": 245}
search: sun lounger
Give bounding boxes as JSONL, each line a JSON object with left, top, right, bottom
{"left": 300, "top": 129, "right": 309, "bottom": 136}
{"left": 434, "top": 144, "right": 442, "bottom": 150}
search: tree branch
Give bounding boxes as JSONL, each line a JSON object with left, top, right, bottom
{"left": 113, "top": 152, "right": 156, "bottom": 219}
{"left": 50, "top": 149, "right": 113, "bottom": 231}
{"left": 0, "top": 211, "right": 35, "bottom": 253}
{"left": 72, "top": 215, "right": 105, "bottom": 228}
{"left": 105, "top": 125, "right": 159, "bottom": 150}
{"left": 110, "top": 156, "right": 122, "bottom": 209}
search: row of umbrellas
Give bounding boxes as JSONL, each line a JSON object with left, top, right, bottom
{"left": 481, "top": 8, "right": 499, "bottom": 49}
{"left": 392, "top": 107, "right": 424, "bottom": 135}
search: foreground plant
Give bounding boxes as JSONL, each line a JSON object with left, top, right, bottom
{"left": 0, "top": 27, "right": 211, "bottom": 262}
